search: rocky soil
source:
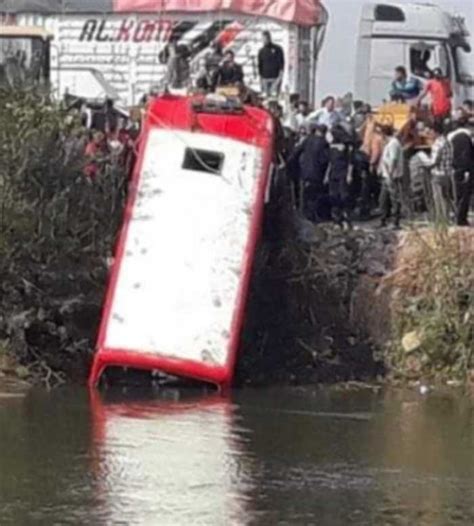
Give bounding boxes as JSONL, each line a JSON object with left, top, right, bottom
{"left": 236, "top": 216, "right": 396, "bottom": 386}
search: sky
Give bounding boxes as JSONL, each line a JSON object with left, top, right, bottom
{"left": 315, "top": 0, "right": 474, "bottom": 98}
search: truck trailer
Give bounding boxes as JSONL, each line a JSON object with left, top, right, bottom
{"left": 0, "top": 0, "right": 328, "bottom": 107}
{"left": 1, "top": 2, "right": 471, "bottom": 109}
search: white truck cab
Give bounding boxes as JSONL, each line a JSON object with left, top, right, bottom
{"left": 355, "top": 2, "right": 473, "bottom": 108}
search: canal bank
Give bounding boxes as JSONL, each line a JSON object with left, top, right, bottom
{"left": 1, "top": 210, "right": 473, "bottom": 388}
{"left": 0, "top": 91, "right": 472, "bottom": 389}
{"left": 238, "top": 218, "right": 474, "bottom": 387}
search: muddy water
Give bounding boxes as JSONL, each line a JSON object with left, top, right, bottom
{"left": 0, "top": 385, "right": 473, "bottom": 525}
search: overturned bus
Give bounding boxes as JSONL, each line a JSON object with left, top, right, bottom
{"left": 89, "top": 93, "right": 275, "bottom": 388}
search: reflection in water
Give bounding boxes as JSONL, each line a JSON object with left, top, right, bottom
{"left": 369, "top": 390, "right": 474, "bottom": 526}
{"left": 0, "top": 386, "right": 473, "bottom": 525}
{"left": 90, "top": 390, "right": 256, "bottom": 526}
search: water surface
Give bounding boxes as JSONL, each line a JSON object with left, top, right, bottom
{"left": 0, "top": 385, "right": 473, "bottom": 525}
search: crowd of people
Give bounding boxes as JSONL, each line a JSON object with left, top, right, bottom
{"left": 73, "top": 31, "right": 287, "bottom": 182}
{"left": 64, "top": 98, "right": 140, "bottom": 182}
{"left": 275, "top": 74, "right": 474, "bottom": 229}
{"left": 74, "top": 29, "right": 473, "bottom": 230}
{"left": 192, "top": 31, "right": 284, "bottom": 99}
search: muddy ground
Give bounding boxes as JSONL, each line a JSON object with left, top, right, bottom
{"left": 236, "top": 216, "right": 396, "bottom": 386}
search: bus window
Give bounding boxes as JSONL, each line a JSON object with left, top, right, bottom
{"left": 182, "top": 148, "right": 224, "bottom": 175}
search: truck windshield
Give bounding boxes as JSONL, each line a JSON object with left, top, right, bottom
{"left": 0, "top": 37, "right": 47, "bottom": 86}
{"left": 410, "top": 43, "right": 450, "bottom": 80}
{"left": 453, "top": 46, "right": 473, "bottom": 85}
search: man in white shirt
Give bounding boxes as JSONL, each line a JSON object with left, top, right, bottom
{"left": 379, "top": 125, "right": 404, "bottom": 228}
{"left": 295, "top": 101, "right": 310, "bottom": 129}
{"left": 284, "top": 100, "right": 310, "bottom": 131}
{"left": 307, "top": 96, "right": 343, "bottom": 131}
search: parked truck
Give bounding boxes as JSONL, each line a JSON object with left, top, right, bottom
{"left": 355, "top": 2, "right": 473, "bottom": 108}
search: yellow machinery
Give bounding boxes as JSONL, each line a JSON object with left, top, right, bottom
{"left": 374, "top": 101, "right": 433, "bottom": 149}
{"left": 374, "top": 102, "right": 413, "bottom": 130}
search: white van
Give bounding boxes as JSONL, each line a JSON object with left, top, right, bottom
{"left": 355, "top": 2, "right": 473, "bottom": 108}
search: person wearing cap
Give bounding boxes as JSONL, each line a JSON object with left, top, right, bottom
{"left": 418, "top": 68, "right": 453, "bottom": 119}
{"left": 258, "top": 31, "right": 285, "bottom": 98}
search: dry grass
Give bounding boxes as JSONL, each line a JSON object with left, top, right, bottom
{"left": 383, "top": 226, "right": 474, "bottom": 382}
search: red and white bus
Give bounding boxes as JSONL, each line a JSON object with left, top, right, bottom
{"left": 89, "top": 93, "right": 274, "bottom": 388}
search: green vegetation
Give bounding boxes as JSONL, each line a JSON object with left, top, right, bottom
{"left": 385, "top": 226, "right": 474, "bottom": 383}
{"left": 0, "top": 88, "right": 125, "bottom": 386}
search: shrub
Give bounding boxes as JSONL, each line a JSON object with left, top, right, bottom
{"left": 384, "top": 226, "right": 474, "bottom": 383}
{"left": 0, "top": 88, "right": 125, "bottom": 385}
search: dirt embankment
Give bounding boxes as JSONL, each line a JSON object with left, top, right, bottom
{"left": 0, "top": 85, "right": 471, "bottom": 387}
{"left": 237, "top": 219, "right": 394, "bottom": 386}
{"left": 238, "top": 219, "right": 474, "bottom": 387}
{"left": 2, "top": 208, "right": 472, "bottom": 388}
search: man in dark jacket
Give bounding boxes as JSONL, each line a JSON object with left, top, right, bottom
{"left": 328, "top": 125, "right": 354, "bottom": 228}
{"left": 214, "top": 50, "right": 244, "bottom": 88}
{"left": 289, "top": 124, "right": 329, "bottom": 222}
{"left": 258, "top": 31, "right": 285, "bottom": 98}
{"left": 448, "top": 118, "right": 474, "bottom": 226}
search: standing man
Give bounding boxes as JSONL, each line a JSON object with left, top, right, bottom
{"left": 205, "top": 41, "right": 224, "bottom": 77}
{"left": 164, "top": 42, "right": 191, "bottom": 90}
{"left": 289, "top": 123, "right": 330, "bottom": 222}
{"left": 258, "top": 31, "right": 285, "bottom": 98}
{"left": 448, "top": 118, "right": 474, "bottom": 226}
{"left": 418, "top": 68, "right": 453, "bottom": 120}
{"left": 423, "top": 120, "right": 455, "bottom": 223}
{"left": 357, "top": 118, "right": 384, "bottom": 219}
{"left": 103, "top": 98, "right": 119, "bottom": 135}
{"left": 328, "top": 125, "right": 354, "bottom": 228}
{"left": 379, "top": 125, "right": 404, "bottom": 228}
{"left": 283, "top": 93, "right": 300, "bottom": 130}
{"left": 295, "top": 100, "right": 310, "bottom": 129}
{"left": 307, "top": 96, "right": 343, "bottom": 131}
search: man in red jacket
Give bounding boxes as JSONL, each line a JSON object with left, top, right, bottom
{"left": 418, "top": 68, "right": 453, "bottom": 119}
